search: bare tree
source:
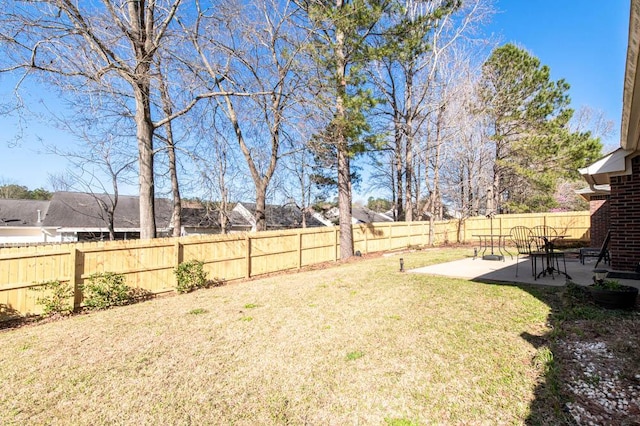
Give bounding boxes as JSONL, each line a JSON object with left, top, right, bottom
{"left": 189, "top": 99, "right": 248, "bottom": 235}
{"left": 0, "top": 0, "right": 190, "bottom": 238}
{"left": 369, "top": 0, "right": 493, "bottom": 224}
{"left": 156, "top": 58, "right": 183, "bottom": 237}
{"left": 183, "top": 0, "right": 306, "bottom": 231}
{"left": 570, "top": 105, "right": 616, "bottom": 151}
{"left": 46, "top": 122, "right": 137, "bottom": 240}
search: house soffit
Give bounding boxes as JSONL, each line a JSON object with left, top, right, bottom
{"left": 579, "top": 148, "right": 639, "bottom": 185}
{"left": 622, "top": 0, "right": 640, "bottom": 152}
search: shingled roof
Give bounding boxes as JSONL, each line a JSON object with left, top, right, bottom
{"left": 42, "top": 192, "right": 173, "bottom": 230}
{"left": 180, "top": 206, "right": 221, "bottom": 228}
{"left": 235, "top": 202, "right": 329, "bottom": 228}
{"left": 351, "top": 206, "right": 394, "bottom": 224}
{"left": 0, "top": 199, "right": 50, "bottom": 226}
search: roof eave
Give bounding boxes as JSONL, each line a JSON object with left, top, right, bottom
{"left": 621, "top": 0, "right": 640, "bottom": 151}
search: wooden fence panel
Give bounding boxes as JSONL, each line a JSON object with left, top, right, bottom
{"left": 406, "top": 222, "right": 428, "bottom": 246}
{"left": 0, "top": 248, "right": 71, "bottom": 316}
{"left": 300, "top": 228, "right": 336, "bottom": 267}
{"left": 433, "top": 221, "right": 459, "bottom": 244}
{"left": 250, "top": 232, "right": 300, "bottom": 275}
{"left": 78, "top": 239, "right": 177, "bottom": 294}
{"left": 457, "top": 212, "right": 590, "bottom": 243}
{"left": 182, "top": 236, "right": 247, "bottom": 283}
{"left": 0, "top": 211, "right": 592, "bottom": 319}
{"left": 356, "top": 223, "right": 391, "bottom": 253}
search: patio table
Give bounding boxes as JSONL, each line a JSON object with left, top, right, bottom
{"left": 472, "top": 234, "right": 513, "bottom": 261}
{"left": 534, "top": 235, "right": 572, "bottom": 280}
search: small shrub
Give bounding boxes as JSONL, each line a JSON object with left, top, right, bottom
{"left": 174, "top": 260, "right": 208, "bottom": 293}
{"left": 32, "top": 280, "right": 75, "bottom": 316}
{"left": 83, "top": 272, "right": 133, "bottom": 310}
{"left": 592, "top": 279, "right": 624, "bottom": 290}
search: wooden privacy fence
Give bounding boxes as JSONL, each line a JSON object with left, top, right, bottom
{"left": 0, "top": 211, "right": 590, "bottom": 318}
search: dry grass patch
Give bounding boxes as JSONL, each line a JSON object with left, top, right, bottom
{"left": 0, "top": 248, "right": 553, "bottom": 424}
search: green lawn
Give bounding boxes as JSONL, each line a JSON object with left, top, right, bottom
{"left": 0, "top": 248, "right": 566, "bottom": 424}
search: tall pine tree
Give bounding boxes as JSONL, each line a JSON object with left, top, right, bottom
{"left": 478, "top": 43, "right": 601, "bottom": 213}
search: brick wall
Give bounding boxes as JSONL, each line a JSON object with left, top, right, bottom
{"left": 589, "top": 195, "right": 609, "bottom": 247}
{"left": 610, "top": 155, "right": 640, "bottom": 271}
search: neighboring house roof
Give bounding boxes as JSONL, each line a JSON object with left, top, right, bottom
{"left": 0, "top": 199, "right": 50, "bottom": 226}
{"left": 180, "top": 206, "right": 221, "bottom": 228}
{"left": 351, "top": 206, "right": 394, "bottom": 224}
{"left": 234, "top": 202, "right": 330, "bottom": 229}
{"left": 42, "top": 191, "right": 173, "bottom": 231}
{"left": 576, "top": 184, "right": 611, "bottom": 201}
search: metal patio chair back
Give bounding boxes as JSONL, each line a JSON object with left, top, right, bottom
{"left": 529, "top": 225, "right": 558, "bottom": 252}
{"left": 530, "top": 225, "right": 567, "bottom": 278}
{"left": 509, "top": 226, "right": 546, "bottom": 277}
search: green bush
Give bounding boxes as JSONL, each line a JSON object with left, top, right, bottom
{"left": 174, "top": 260, "right": 208, "bottom": 293}
{"left": 83, "top": 272, "right": 133, "bottom": 309}
{"left": 32, "top": 280, "right": 75, "bottom": 316}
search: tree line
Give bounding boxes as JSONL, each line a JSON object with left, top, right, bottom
{"left": 0, "top": 184, "right": 51, "bottom": 201}
{"left": 0, "top": 0, "right": 605, "bottom": 258}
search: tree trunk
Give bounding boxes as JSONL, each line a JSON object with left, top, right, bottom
{"left": 429, "top": 105, "right": 444, "bottom": 221}
{"left": 158, "top": 64, "right": 182, "bottom": 238}
{"left": 394, "top": 122, "right": 404, "bottom": 221}
{"left": 133, "top": 83, "right": 157, "bottom": 240}
{"left": 255, "top": 183, "right": 267, "bottom": 232}
{"left": 109, "top": 177, "right": 119, "bottom": 241}
{"left": 404, "top": 69, "right": 414, "bottom": 222}
{"left": 167, "top": 139, "right": 181, "bottom": 237}
{"left": 337, "top": 145, "right": 353, "bottom": 258}
{"left": 390, "top": 156, "right": 398, "bottom": 220}
{"left": 219, "top": 184, "right": 229, "bottom": 235}
{"left": 220, "top": 86, "right": 279, "bottom": 232}
{"left": 335, "top": 0, "right": 354, "bottom": 260}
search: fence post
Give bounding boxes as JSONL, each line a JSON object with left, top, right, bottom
{"left": 463, "top": 220, "right": 467, "bottom": 244}
{"left": 174, "top": 240, "right": 182, "bottom": 266}
{"left": 245, "top": 235, "right": 252, "bottom": 279}
{"left": 174, "top": 240, "right": 182, "bottom": 288}
{"left": 297, "top": 230, "right": 302, "bottom": 269}
{"left": 334, "top": 227, "right": 339, "bottom": 261}
{"left": 423, "top": 222, "right": 427, "bottom": 245}
{"left": 364, "top": 225, "right": 369, "bottom": 254}
{"left": 69, "top": 246, "right": 79, "bottom": 311}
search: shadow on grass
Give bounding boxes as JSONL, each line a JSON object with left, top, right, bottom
{"left": 472, "top": 278, "right": 639, "bottom": 425}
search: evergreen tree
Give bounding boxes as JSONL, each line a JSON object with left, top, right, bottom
{"left": 478, "top": 43, "right": 601, "bottom": 213}
{"left": 297, "top": 0, "right": 391, "bottom": 258}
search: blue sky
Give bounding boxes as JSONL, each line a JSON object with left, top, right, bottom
{"left": 489, "top": 0, "right": 629, "bottom": 148}
{"left": 0, "top": 0, "right": 632, "bottom": 193}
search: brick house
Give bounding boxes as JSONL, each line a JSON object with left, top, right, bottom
{"left": 579, "top": 0, "right": 640, "bottom": 271}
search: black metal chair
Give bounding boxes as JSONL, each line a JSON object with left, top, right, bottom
{"left": 529, "top": 225, "right": 567, "bottom": 278}
{"left": 509, "top": 226, "right": 546, "bottom": 278}
{"left": 579, "top": 230, "right": 611, "bottom": 267}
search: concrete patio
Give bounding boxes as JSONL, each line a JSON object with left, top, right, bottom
{"left": 409, "top": 253, "right": 640, "bottom": 290}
